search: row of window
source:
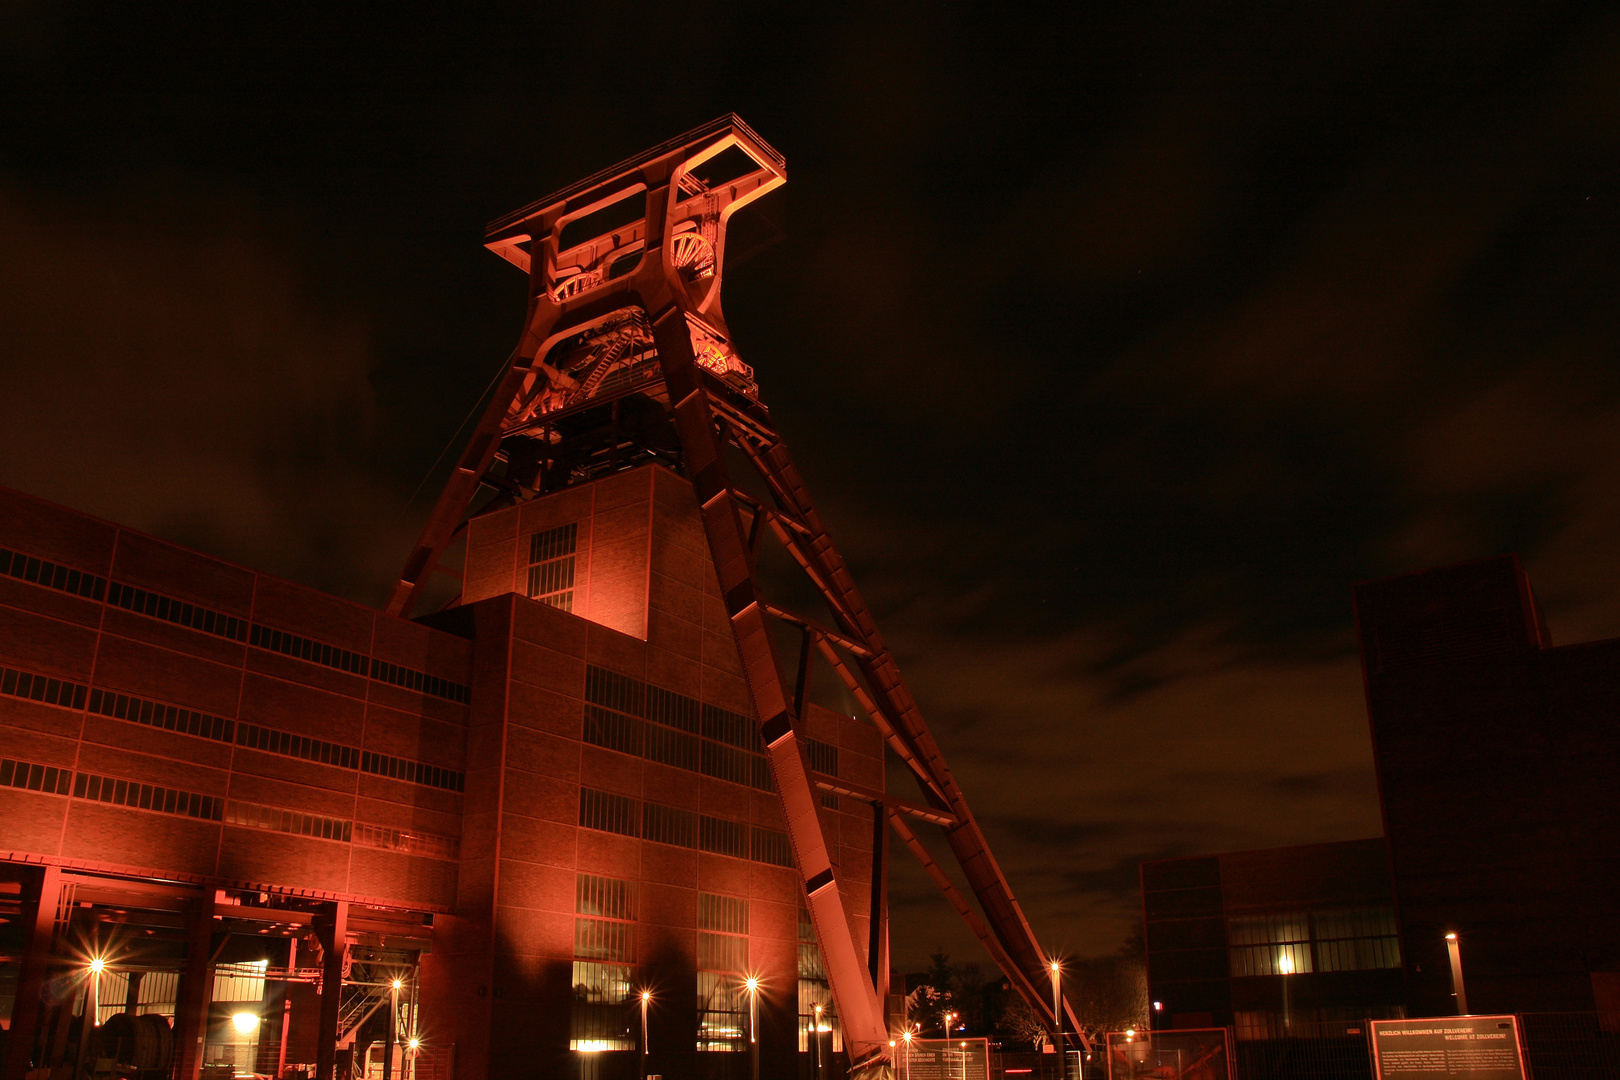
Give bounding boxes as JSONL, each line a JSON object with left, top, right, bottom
{"left": 84, "top": 685, "right": 466, "bottom": 792}
{"left": 75, "top": 771, "right": 225, "bottom": 822}
{"left": 0, "top": 542, "right": 472, "bottom": 704}
{"left": 248, "top": 624, "right": 472, "bottom": 704}
{"left": 578, "top": 786, "right": 795, "bottom": 868}
{"left": 107, "top": 582, "right": 249, "bottom": 642}
{"left": 2, "top": 664, "right": 88, "bottom": 710}
{"left": 1227, "top": 906, "right": 1402, "bottom": 976}
{"left": 3, "top": 752, "right": 462, "bottom": 859}
{"left": 583, "top": 666, "right": 845, "bottom": 810}
{"left": 0, "top": 546, "right": 107, "bottom": 600}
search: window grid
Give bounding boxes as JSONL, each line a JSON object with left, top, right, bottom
{"left": 642, "top": 802, "right": 697, "bottom": 847}
{"left": 797, "top": 904, "right": 841, "bottom": 1053}
{"left": 579, "top": 788, "right": 640, "bottom": 837}
{"left": 106, "top": 582, "right": 247, "bottom": 642}
{"left": 351, "top": 822, "right": 460, "bottom": 861}
{"left": 0, "top": 547, "right": 106, "bottom": 601}
{"left": 1, "top": 665, "right": 88, "bottom": 711}
{"left": 585, "top": 665, "right": 776, "bottom": 793}
{"left": 89, "top": 688, "right": 233, "bottom": 742}
{"left": 697, "top": 892, "right": 750, "bottom": 1054}
{"left": 579, "top": 787, "right": 792, "bottom": 870}
{"left": 700, "top": 816, "right": 748, "bottom": 859}
{"left": 224, "top": 799, "right": 349, "bottom": 841}
{"left": 527, "top": 523, "right": 579, "bottom": 612}
{"left": 584, "top": 705, "right": 644, "bottom": 756}
{"left": 83, "top": 685, "right": 463, "bottom": 792}
{"left": 1226, "top": 907, "right": 1401, "bottom": 977}
{"left": 1, "top": 757, "right": 73, "bottom": 796}
{"left": 573, "top": 871, "right": 636, "bottom": 1053}
{"left": 577, "top": 873, "right": 638, "bottom": 920}
{"left": 75, "top": 772, "right": 223, "bottom": 821}
{"left": 249, "top": 623, "right": 471, "bottom": 704}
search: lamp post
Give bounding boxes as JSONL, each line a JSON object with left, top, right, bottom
{"left": 73, "top": 958, "right": 105, "bottom": 1080}
{"left": 745, "top": 977, "right": 759, "bottom": 1080}
{"left": 1445, "top": 933, "right": 1469, "bottom": 1015}
{"left": 384, "top": 978, "right": 402, "bottom": 1080}
{"left": 1277, "top": 953, "right": 1293, "bottom": 1036}
{"left": 901, "top": 1027, "right": 913, "bottom": 1080}
{"left": 640, "top": 990, "right": 651, "bottom": 1080}
{"left": 813, "top": 1003, "right": 824, "bottom": 1080}
{"left": 1050, "top": 959, "right": 1065, "bottom": 1080}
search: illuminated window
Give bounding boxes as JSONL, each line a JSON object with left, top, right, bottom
{"left": 1227, "top": 905, "right": 1401, "bottom": 978}
{"left": 697, "top": 894, "right": 749, "bottom": 1052}
{"left": 527, "top": 524, "right": 578, "bottom": 612}
{"left": 1227, "top": 913, "right": 1312, "bottom": 976}
{"left": 572, "top": 873, "right": 636, "bottom": 1052}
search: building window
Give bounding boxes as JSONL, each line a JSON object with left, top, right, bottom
{"left": 1227, "top": 905, "right": 1401, "bottom": 978}
{"left": 573, "top": 874, "right": 636, "bottom": 1052}
{"left": 1227, "top": 912, "right": 1312, "bottom": 976}
{"left": 697, "top": 894, "right": 749, "bottom": 1052}
{"left": 579, "top": 788, "right": 640, "bottom": 837}
{"left": 528, "top": 523, "right": 578, "bottom": 611}
{"left": 1312, "top": 906, "right": 1402, "bottom": 972}
{"left": 797, "top": 904, "right": 841, "bottom": 1053}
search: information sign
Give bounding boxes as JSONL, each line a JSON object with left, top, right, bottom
{"left": 1369, "top": 1016, "right": 1527, "bottom": 1080}
{"left": 899, "top": 1037, "right": 989, "bottom": 1080}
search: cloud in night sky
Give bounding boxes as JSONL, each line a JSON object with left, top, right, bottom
{"left": 4, "top": 0, "right": 1619, "bottom": 967}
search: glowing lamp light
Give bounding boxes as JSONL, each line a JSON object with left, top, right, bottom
{"left": 902, "top": 1031, "right": 913, "bottom": 1044}
{"left": 392, "top": 979, "right": 404, "bottom": 991}
{"left": 1125, "top": 1029, "right": 1136, "bottom": 1041}
{"left": 890, "top": 1041, "right": 897, "bottom": 1048}
{"left": 574, "top": 1040, "right": 613, "bottom": 1053}
{"left": 88, "top": 957, "right": 106, "bottom": 974}
{"left": 232, "top": 1013, "right": 258, "bottom": 1035}
{"left": 1278, "top": 954, "right": 1295, "bottom": 975}
{"left": 641, "top": 990, "right": 652, "bottom": 1003}
{"left": 407, "top": 1039, "right": 420, "bottom": 1052}
{"left": 1445, "top": 932, "right": 1457, "bottom": 941}
{"left": 1050, "top": 960, "right": 1061, "bottom": 973}
{"left": 1153, "top": 1001, "right": 1163, "bottom": 1011}
{"left": 745, "top": 977, "right": 759, "bottom": 992}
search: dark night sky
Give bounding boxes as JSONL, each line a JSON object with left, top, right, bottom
{"left": 4, "top": 3, "right": 1619, "bottom": 970}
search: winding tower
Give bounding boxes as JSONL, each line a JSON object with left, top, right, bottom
{"left": 390, "top": 116, "right": 1073, "bottom": 1079}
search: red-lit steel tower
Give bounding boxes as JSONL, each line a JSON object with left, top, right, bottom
{"left": 389, "top": 116, "right": 1074, "bottom": 1078}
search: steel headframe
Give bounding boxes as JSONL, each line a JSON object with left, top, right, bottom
{"left": 388, "top": 115, "right": 1084, "bottom": 1076}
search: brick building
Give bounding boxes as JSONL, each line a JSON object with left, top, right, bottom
{"left": 0, "top": 463, "right": 882, "bottom": 1080}
{"left": 1142, "top": 555, "right": 1620, "bottom": 1042}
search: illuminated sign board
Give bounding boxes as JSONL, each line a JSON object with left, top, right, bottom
{"left": 1370, "top": 1016, "right": 1527, "bottom": 1080}
{"left": 901, "top": 1038, "right": 989, "bottom": 1080}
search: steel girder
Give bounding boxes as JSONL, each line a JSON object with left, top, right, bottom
{"left": 388, "top": 116, "right": 1075, "bottom": 1074}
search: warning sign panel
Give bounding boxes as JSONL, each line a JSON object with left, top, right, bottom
{"left": 1370, "top": 1016, "right": 1527, "bottom": 1080}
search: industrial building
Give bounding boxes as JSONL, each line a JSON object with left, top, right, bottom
{"left": 1, "top": 117, "right": 1072, "bottom": 1080}
{"left": 0, "top": 468, "right": 878, "bottom": 1080}
{"left": 1142, "top": 555, "right": 1620, "bottom": 1043}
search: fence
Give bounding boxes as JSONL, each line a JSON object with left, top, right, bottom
{"left": 1077, "top": 1014, "right": 1619, "bottom": 1080}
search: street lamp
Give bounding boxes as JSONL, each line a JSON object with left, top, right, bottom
{"left": 1278, "top": 952, "right": 1294, "bottom": 1035}
{"left": 640, "top": 990, "right": 652, "bottom": 1080}
{"left": 383, "top": 978, "right": 403, "bottom": 1080}
{"left": 1050, "top": 959, "right": 1065, "bottom": 1080}
{"left": 813, "top": 1003, "right": 825, "bottom": 1080}
{"left": 745, "top": 977, "right": 760, "bottom": 1080}
{"left": 1445, "top": 933, "right": 1469, "bottom": 1015}
{"left": 901, "top": 1027, "right": 913, "bottom": 1080}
